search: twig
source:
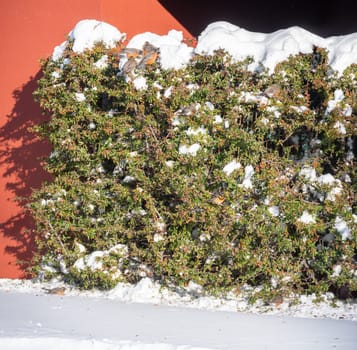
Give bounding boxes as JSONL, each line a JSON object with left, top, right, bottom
{"left": 48, "top": 222, "right": 68, "bottom": 255}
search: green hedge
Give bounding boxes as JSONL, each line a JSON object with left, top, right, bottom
{"left": 30, "top": 41, "right": 356, "bottom": 300}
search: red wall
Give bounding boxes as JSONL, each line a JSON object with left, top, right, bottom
{"left": 0, "top": 0, "right": 192, "bottom": 278}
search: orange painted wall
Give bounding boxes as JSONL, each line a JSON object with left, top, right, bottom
{"left": 0, "top": 0, "right": 192, "bottom": 278}
{"left": 101, "top": 0, "right": 192, "bottom": 39}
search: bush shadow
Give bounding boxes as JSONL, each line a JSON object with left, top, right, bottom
{"left": 0, "top": 70, "right": 52, "bottom": 277}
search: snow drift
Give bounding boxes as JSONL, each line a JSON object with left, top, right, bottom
{"left": 53, "top": 19, "right": 357, "bottom": 75}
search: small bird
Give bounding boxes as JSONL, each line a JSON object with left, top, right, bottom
{"left": 262, "top": 84, "right": 281, "bottom": 98}
{"left": 271, "top": 294, "right": 284, "bottom": 306}
{"left": 44, "top": 287, "right": 66, "bottom": 295}
{"left": 137, "top": 51, "right": 159, "bottom": 70}
{"left": 142, "top": 41, "right": 158, "bottom": 54}
{"left": 179, "top": 104, "right": 197, "bottom": 116}
{"left": 211, "top": 194, "right": 225, "bottom": 205}
{"left": 120, "top": 47, "right": 143, "bottom": 59}
{"left": 121, "top": 56, "right": 137, "bottom": 78}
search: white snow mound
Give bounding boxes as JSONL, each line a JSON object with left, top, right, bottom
{"left": 52, "top": 19, "right": 126, "bottom": 60}
{"left": 52, "top": 19, "right": 357, "bottom": 75}
{"left": 195, "top": 21, "right": 357, "bottom": 74}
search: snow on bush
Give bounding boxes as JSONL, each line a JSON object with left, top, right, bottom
{"left": 30, "top": 20, "right": 356, "bottom": 301}
{"left": 52, "top": 19, "right": 126, "bottom": 60}
{"left": 195, "top": 21, "right": 357, "bottom": 75}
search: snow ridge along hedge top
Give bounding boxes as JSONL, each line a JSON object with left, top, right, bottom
{"left": 30, "top": 20, "right": 356, "bottom": 301}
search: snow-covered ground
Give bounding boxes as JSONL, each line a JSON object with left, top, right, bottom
{"left": 0, "top": 279, "right": 357, "bottom": 350}
{"left": 0, "top": 278, "right": 357, "bottom": 349}
{"left": 1, "top": 278, "right": 357, "bottom": 321}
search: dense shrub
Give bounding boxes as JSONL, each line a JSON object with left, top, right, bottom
{"left": 30, "top": 41, "right": 356, "bottom": 300}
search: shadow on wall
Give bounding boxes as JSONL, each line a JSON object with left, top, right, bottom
{"left": 158, "top": 0, "right": 357, "bottom": 37}
{"left": 0, "top": 71, "right": 51, "bottom": 277}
